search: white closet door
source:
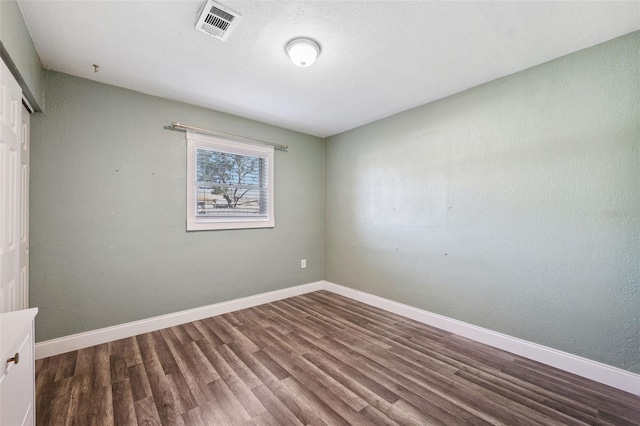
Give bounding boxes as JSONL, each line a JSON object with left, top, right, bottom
{"left": 19, "top": 104, "right": 30, "bottom": 310}
{"left": 0, "top": 308, "right": 37, "bottom": 426}
{"left": 0, "top": 58, "right": 23, "bottom": 313}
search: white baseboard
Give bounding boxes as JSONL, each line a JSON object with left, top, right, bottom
{"left": 322, "top": 281, "right": 640, "bottom": 396}
{"left": 35, "top": 281, "right": 324, "bottom": 360}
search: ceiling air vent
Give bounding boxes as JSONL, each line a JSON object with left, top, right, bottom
{"left": 195, "top": 0, "right": 241, "bottom": 41}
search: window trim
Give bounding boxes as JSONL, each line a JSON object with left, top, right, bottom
{"left": 186, "top": 131, "right": 275, "bottom": 231}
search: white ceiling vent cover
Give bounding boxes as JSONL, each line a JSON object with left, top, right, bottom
{"left": 195, "top": 0, "right": 241, "bottom": 41}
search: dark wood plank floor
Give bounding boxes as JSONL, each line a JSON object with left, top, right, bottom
{"left": 35, "top": 290, "right": 640, "bottom": 425}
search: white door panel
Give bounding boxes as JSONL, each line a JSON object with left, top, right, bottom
{"left": 20, "top": 104, "right": 30, "bottom": 309}
{"left": 0, "top": 57, "right": 23, "bottom": 313}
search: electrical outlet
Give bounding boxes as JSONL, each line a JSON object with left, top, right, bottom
{"left": 301, "top": 259, "right": 307, "bottom": 269}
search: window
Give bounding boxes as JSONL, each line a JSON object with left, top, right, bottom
{"left": 186, "top": 131, "right": 274, "bottom": 230}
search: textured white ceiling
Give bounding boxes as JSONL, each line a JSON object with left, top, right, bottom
{"left": 17, "top": 1, "right": 640, "bottom": 137}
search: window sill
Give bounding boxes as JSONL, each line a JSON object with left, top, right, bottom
{"left": 187, "top": 218, "right": 275, "bottom": 231}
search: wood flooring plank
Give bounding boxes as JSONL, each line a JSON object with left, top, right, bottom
{"left": 181, "top": 404, "right": 208, "bottom": 426}
{"left": 272, "top": 329, "right": 318, "bottom": 355}
{"left": 36, "top": 357, "right": 60, "bottom": 424}
{"left": 392, "top": 398, "right": 447, "bottom": 426}
{"left": 364, "top": 318, "right": 448, "bottom": 347}
{"left": 208, "top": 344, "right": 267, "bottom": 418}
{"left": 386, "top": 336, "right": 462, "bottom": 374}
{"left": 513, "top": 357, "right": 640, "bottom": 416}
{"left": 267, "top": 379, "right": 322, "bottom": 425}
{"left": 272, "top": 299, "right": 312, "bottom": 319}
{"left": 208, "top": 379, "right": 252, "bottom": 424}
{"left": 241, "top": 411, "right": 281, "bottom": 426}
{"left": 391, "top": 332, "right": 599, "bottom": 419}
{"left": 302, "top": 350, "right": 400, "bottom": 405}
{"left": 221, "top": 310, "right": 246, "bottom": 327}
{"left": 501, "top": 362, "right": 602, "bottom": 408}
{"left": 375, "top": 315, "right": 451, "bottom": 341}
{"left": 226, "top": 342, "right": 286, "bottom": 389}
{"left": 110, "top": 354, "right": 129, "bottom": 384}
{"left": 262, "top": 343, "right": 372, "bottom": 424}
{"left": 313, "top": 291, "right": 421, "bottom": 326}
{"left": 159, "top": 327, "right": 212, "bottom": 406}
{"left": 290, "top": 297, "right": 403, "bottom": 352}
{"left": 252, "top": 349, "right": 290, "bottom": 381}
{"left": 133, "top": 396, "right": 162, "bottom": 426}
{"left": 454, "top": 369, "right": 591, "bottom": 425}
{"left": 251, "top": 306, "right": 293, "bottom": 335}
{"left": 220, "top": 316, "right": 262, "bottom": 354}
{"left": 515, "top": 357, "right": 634, "bottom": 402}
{"left": 261, "top": 327, "right": 302, "bottom": 355}
{"left": 216, "top": 343, "right": 263, "bottom": 389}
{"left": 251, "top": 384, "right": 304, "bottom": 426}
{"left": 166, "top": 371, "right": 199, "bottom": 413}
{"left": 225, "top": 308, "right": 260, "bottom": 329}
{"left": 305, "top": 292, "right": 406, "bottom": 329}
{"left": 446, "top": 334, "right": 517, "bottom": 369}
{"left": 35, "top": 357, "right": 45, "bottom": 374}
{"left": 88, "top": 384, "right": 115, "bottom": 426}
{"left": 74, "top": 346, "right": 95, "bottom": 378}
{"left": 298, "top": 295, "right": 374, "bottom": 330}
{"left": 311, "top": 335, "right": 496, "bottom": 425}
{"left": 68, "top": 373, "right": 92, "bottom": 426}
{"left": 195, "top": 338, "right": 239, "bottom": 384}
{"left": 128, "top": 364, "right": 153, "bottom": 402}
{"left": 278, "top": 297, "right": 326, "bottom": 319}
{"left": 183, "top": 402, "right": 236, "bottom": 426}
{"left": 181, "top": 322, "right": 205, "bottom": 342}
{"left": 358, "top": 404, "right": 402, "bottom": 426}
{"left": 267, "top": 337, "right": 369, "bottom": 412}
{"left": 184, "top": 340, "right": 221, "bottom": 383}
{"left": 36, "top": 291, "right": 640, "bottom": 426}
{"left": 236, "top": 322, "right": 275, "bottom": 349}
{"left": 597, "top": 409, "right": 640, "bottom": 426}
{"left": 170, "top": 325, "right": 194, "bottom": 345}
{"left": 317, "top": 291, "right": 457, "bottom": 341}
{"left": 123, "top": 336, "right": 144, "bottom": 367}
{"left": 203, "top": 316, "right": 236, "bottom": 344}
{"left": 112, "top": 379, "right": 137, "bottom": 426}
{"left": 261, "top": 304, "right": 327, "bottom": 339}
{"left": 94, "top": 343, "right": 113, "bottom": 389}
{"left": 597, "top": 399, "right": 640, "bottom": 425}
{"left": 336, "top": 332, "right": 562, "bottom": 425}
{"left": 273, "top": 376, "right": 347, "bottom": 426}
{"left": 192, "top": 319, "right": 225, "bottom": 347}
{"left": 221, "top": 378, "right": 267, "bottom": 418}
{"left": 307, "top": 348, "right": 482, "bottom": 426}
{"left": 136, "top": 333, "right": 185, "bottom": 425}
{"left": 149, "top": 330, "right": 180, "bottom": 376}
{"left": 387, "top": 332, "right": 499, "bottom": 375}
{"left": 54, "top": 351, "right": 78, "bottom": 382}
{"left": 41, "top": 376, "right": 73, "bottom": 426}
{"left": 109, "top": 338, "right": 127, "bottom": 357}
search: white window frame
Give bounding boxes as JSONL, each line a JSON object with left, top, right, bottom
{"left": 186, "top": 131, "right": 274, "bottom": 231}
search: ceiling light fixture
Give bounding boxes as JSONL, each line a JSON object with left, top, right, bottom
{"left": 286, "top": 38, "right": 320, "bottom": 67}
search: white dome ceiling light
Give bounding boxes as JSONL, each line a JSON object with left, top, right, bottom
{"left": 286, "top": 38, "right": 321, "bottom": 67}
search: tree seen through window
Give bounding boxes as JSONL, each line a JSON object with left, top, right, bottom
{"left": 196, "top": 148, "right": 266, "bottom": 216}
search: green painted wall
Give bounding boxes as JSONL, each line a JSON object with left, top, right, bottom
{"left": 31, "top": 71, "right": 324, "bottom": 341}
{"left": 325, "top": 32, "right": 640, "bottom": 373}
{"left": 0, "top": 0, "right": 44, "bottom": 110}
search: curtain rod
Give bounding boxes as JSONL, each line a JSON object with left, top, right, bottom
{"left": 170, "top": 122, "right": 288, "bottom": 151}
